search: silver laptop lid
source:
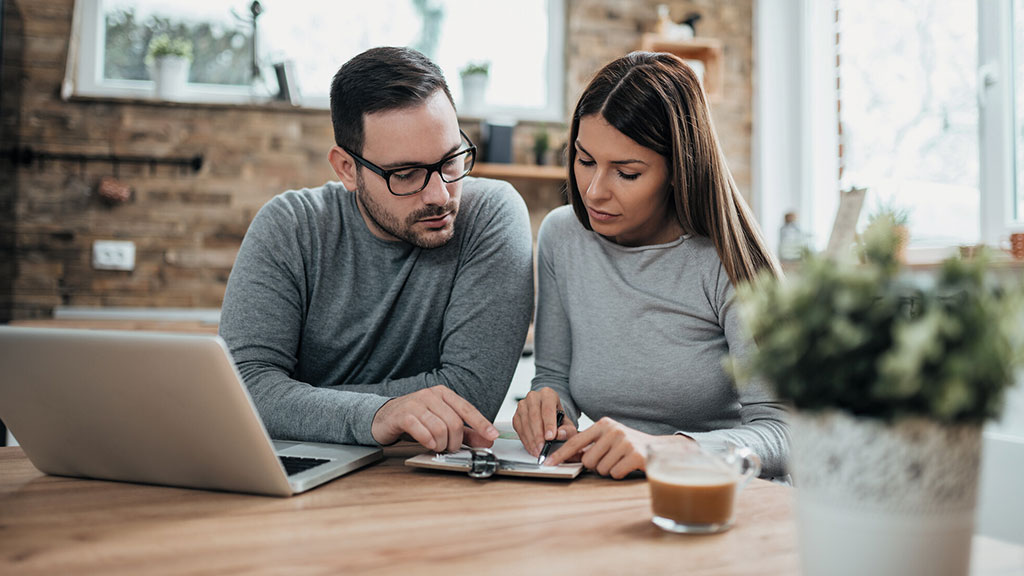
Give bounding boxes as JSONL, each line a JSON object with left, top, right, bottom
{"left": 0, "top": 327, "right": 295, "bottom": 496}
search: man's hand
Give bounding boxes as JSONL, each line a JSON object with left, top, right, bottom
{"left": 371, "top": 385, "right": 499, "bottom": 452}
{"left": 512, "top": 387, "right": 578, "bottom": 456}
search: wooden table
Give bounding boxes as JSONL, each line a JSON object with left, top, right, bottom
{"left": 0, "top": 446, "right": 1020, "bottom": 575}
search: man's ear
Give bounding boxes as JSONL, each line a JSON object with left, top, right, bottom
{"left": 328, "top": 146, "right": 358, "bottom": 190}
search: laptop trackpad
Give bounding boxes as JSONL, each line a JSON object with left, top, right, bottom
{"left": 272, "top": 440, "right": 303, "bottom": 452}
{"left": 274, "top": 440, "right": 380, "bottom": 461}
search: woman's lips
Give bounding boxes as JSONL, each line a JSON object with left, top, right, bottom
{"left": 587, "top": 206, "right": 618, "bottom": 222}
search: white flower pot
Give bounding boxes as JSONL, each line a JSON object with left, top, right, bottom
{"left": 791, "top": 410, "right": 981, "bottom": 576}
{"left": 152, "top": 55, "right": 190, "bottom": 101}
{"left": 460, "top": 73, "right": 488, "bottom": 115}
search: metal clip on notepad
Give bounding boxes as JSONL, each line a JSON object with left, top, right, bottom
{"left": 435, "top": 447, "right": 543, "bottom": 479}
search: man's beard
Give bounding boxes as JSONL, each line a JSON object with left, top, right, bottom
{"left": 356, "top": 172, "right": 458, "bottom": 249}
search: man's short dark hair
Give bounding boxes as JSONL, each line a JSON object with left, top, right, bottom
{"left": 330, "top": 46, "right": 455, "bottom": 153}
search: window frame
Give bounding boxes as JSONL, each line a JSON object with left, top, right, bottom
{"left": 978, "top": 0, "right": 1021, "bottom": 245}
{"left": 65, "top": 0, "right": 567, "bottom": 121}
{"left": 753, "top": 0, "right": 838, "bottom": 251}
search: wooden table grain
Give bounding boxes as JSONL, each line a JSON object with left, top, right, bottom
{"left": 0, "top": 446, "right": 1020, "bottom": 575}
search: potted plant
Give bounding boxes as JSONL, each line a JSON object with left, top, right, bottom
{"left": 865, "top": 199, "right": 911, "bottom": 262}
{"left": 147, "top": 34, "right": 193, "bottom": 101}
{"left": 532, "top": 129, "right": 550, "bottom": 166}
{"left": 735, "top": 220, "right": 1023, "bottom": 576}
{"left": 459, "top": 61, "right": 490, "bottom": 115}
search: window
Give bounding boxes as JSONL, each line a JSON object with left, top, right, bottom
{"left": 757, "top": 0, "right": 1022, "bottom": 254}
{"left": 69, "top": 0, "right": 257, "bottom": 103}
{"left": 67, "top": 0, "right": 566, "bottom": 121}
{"left": 837, "top": 0, "right": 980, "bottom": 249}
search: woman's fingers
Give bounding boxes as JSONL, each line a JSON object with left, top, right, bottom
{"left": 514, "top": 388, "right": 567, "bottom": 456}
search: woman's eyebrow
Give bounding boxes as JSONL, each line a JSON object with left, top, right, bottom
{"left": 575, "top": 141, "right": 648, "bottom": 166}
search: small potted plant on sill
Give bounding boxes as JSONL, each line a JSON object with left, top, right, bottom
{"left": 865, "top": 198, "right": 911, "bottom": 262}
{"left": 532, "top": 129, "right": 550, "bottom": 166}
{"left": 735, "top": 219, "right": 1024, "bottom": 576}
{"left": 147, "top": 34, "right": 193, "bottom": 101}
{"left": 459, "top": 61, "right": 490, "bottom": 115}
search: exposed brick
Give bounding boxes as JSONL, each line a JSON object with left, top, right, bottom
{"left": 2, "top": 0, "right": 755, "bottom": 319}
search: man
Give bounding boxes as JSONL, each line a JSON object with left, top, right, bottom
{"left": 219, "top": 46, "right": 534, "bottom": 453}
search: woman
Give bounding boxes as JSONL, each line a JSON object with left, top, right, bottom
{"left": 512, "top": 52, "right": 788, "bottom": 479}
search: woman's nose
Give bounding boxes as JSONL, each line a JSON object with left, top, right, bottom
{"left": 584, "top": 170, "right": 611, "bottom": 201}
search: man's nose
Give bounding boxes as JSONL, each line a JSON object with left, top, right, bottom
{"left": 419, "top": 170, "right": 451, "bottom": 206}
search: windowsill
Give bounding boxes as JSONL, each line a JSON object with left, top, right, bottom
{"left": 64, "top": 93, "right": 569, "bottom": 125}
{"left": 903, "top": 246, "right": 1024, "bottom": 270}
{"left": 782, "top": 248, "right": 1024, "bottom": 274}
{"left": 472, "top": 163, "right": 566, "bottom": 182}
{"left": 65, "top": 93, "right": 328, "bottom": 114}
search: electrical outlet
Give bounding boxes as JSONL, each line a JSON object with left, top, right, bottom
{"left": 92, "top": 240, "right": 136, "bottom": 271}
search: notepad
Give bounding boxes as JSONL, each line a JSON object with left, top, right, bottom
{"left": 405, "top": 438, "right": 583, "bottom": 479}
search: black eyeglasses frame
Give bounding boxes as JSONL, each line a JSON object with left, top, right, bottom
{"left": 343, "top": 129, "right": 477, "bottom": 197}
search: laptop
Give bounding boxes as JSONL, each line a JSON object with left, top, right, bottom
{"left": 0, "top": 326, "right": 383, "bottom": 497}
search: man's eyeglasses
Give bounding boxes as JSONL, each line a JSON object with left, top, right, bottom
{"left": 344, "top": 130, "right": 477, "bottom": 197}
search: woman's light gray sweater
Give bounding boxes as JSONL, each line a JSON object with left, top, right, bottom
{"left": 532, "top": 206, "right": 789, "bottom": 477}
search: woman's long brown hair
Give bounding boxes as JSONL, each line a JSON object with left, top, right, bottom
{"left": 567, "top": 51, "right": 780, "bottom": 286}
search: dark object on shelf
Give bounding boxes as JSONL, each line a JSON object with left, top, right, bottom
{"left": 4, "top": 146, "right": 204, "bottom": 175}
{"left": 482, "top": 120, "right": 515, "bottom": 164}
{"left": 274, "top": 61, "right": 301, "bottom": 106}
{"left": 680, "top": 12, "right": 701, "bottom": 35}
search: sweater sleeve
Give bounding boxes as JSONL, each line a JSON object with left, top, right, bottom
{"left": 684, "top": 268, "right": 791, "bottom": 478}
{"left": 320, "top": 183, "right": 535, "bottom": 421}
{"left": 529, "top": 213, "right": 582, "bottom": 426}
{"left": 220, "top": 195, "right": 388, "bottom": 446}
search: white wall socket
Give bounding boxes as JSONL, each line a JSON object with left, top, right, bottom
{"left": 92, "top": 240, "right": 136, "bottom": 271}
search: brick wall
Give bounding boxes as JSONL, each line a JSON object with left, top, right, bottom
{"left": 0, "top": 0, "right": 753, "bottom": 321}
{"left": 565, "top": 0, "right": 754, "bottom": 194}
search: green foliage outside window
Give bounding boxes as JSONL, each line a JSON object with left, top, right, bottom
{"left": 146, "top": 34, "right": 193, "bottom": 61}
{"left": 104, "top": 8, "right": 252, "bottom": 85}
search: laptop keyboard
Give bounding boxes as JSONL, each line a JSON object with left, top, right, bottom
{"left": 279, "top": 455, "right": 331, "bottom": 476}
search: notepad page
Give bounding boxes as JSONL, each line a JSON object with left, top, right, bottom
{"left": 444, "top": 438, "right": 542, "bottom": 464}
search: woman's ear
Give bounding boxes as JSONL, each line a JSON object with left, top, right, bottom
{"left": 328, "top": 146, "right": 358, "bottom": 190}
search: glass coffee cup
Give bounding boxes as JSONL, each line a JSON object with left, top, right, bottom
{"left": 646, "top": 442, "right": 761, "bottom": 534}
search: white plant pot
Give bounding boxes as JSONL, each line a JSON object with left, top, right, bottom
{"left": 152, "top": 56, "right": 190, "bottom": 101}
{"left": 460, "top": 73, "right": 488, "bottom": 115}
{"left": 790, "top": 410, "right": 982, "bottom": 576}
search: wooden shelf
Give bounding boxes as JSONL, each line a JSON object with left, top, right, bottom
{"left": 472, "top": 163, "right": 566, "bottom": 183}
{"left": 640, "top": 34, "right": 724, "bottom": 101}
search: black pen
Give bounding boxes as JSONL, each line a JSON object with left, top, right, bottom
{"left": 537, "top": 410, "right": 565, "bottom": 465}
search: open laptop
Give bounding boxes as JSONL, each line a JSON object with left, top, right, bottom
{"left": 0, "top": 326, "right": 383, "bottom": 497}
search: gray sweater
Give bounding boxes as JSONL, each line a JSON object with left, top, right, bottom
{"left": 532, "top": 206, "right": 789, "bottom": 476}
{"left": 220, "top": 178, "right": 534, "bottom": 446}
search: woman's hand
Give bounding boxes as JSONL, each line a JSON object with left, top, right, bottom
{"left": 512, "top": 388, "right": 578, "bottom": 457}
{"left": 543, "top": 417, "right": 698, "bottom": 479}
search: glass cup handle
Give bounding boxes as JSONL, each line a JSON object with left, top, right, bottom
{"left": 732, "top": 446, "right": 761, "bottom": 490}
